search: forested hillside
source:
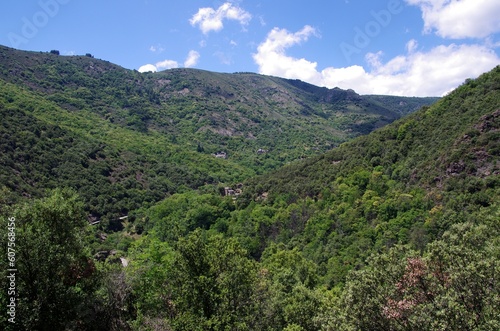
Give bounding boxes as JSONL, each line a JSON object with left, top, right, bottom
{"left": 0, "top": 46, "right": 497, "bottom": 331}
{"left": 116, "top": 66, "right": 498, "bottom": 330}
{"left": 0, "top": 45, "right": 437, "bottom": 226}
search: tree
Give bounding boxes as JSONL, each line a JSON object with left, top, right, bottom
{"left": 169, "top": 229, "right": 257, "bottom": 330}
{"left": 127, "top": 236, "right": 176, "bottom": 325}
{"left": 0, "top": 189, "right": 98, "bottom": 331}
{"left": 248, "top": 245, "right": 324, "bottom": 331}
{"left": 324, "top": 222, "right": 500, "bottom": 331}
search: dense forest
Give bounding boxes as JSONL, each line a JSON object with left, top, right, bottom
{"left": 0, "top": 46, "right": 498, "bottom": 330}
{"left": 0, "top": 45, "right": 437, "bottom": 227}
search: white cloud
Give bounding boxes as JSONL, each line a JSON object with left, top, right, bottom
{"left": 365, "top": 51, "right": 384, "bottom": 68}
{"left": 321, "top": 44, "right": 499, "bottom": 96}
{"left": 138, "top": 59, "right": 178, "bottom": 73}
{"left": 190, "top": 2, "right": 252, "bottom": 34}
{"left": 184, "top": 50, "right": 200, "bottom": 68}
{"left": 156, "top": 59, "right": 179, "bottom": 70}
{"left": 138, "top": 51, "right": 200, "bottom": 73}
{"left": 149, "top": 44, "right": 165, "bottom": 53}
{"left": 138, "top": 64, "right": 158, "bottom": 73}
{"left": 405, "top": 0, "right": 500, "bottom": 39}
{"left": 258, "top": 16, "right": 266, "bottom": 27}
{"left": 253, "top": 26, "right": 500, "bottom": 96}
{"left": 406, "top": 39, "right": 418, "bottom": 53}
{"left": 253, "top": 25, "right": 321, "bottom": 82}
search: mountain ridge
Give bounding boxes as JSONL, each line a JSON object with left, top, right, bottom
{"left": 238, "top": 66, "right": 499, "bottom": 197}
{"left": 0, "top": 45, "right": 438, "bottom": 224}
{"left": 0, "top": 47, "right": 498, "bottom": 330}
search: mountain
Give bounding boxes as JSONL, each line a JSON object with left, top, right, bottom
{"left": 0, "top": 45, "right": 437, "bottom": 225}
{"left": 140, "top": 65, "right": 498, "bottom": 326}
{"left": 128, "top": 65, "right": 499, "bottom": 330}
{"left": 0, "top": 44, "right": 497, "bottom": 330}
{"left": 230, "top": 66, "right": 499, "bottom": 268}
{"left": 240, "top": 67, "right": 500, "bottom": 204}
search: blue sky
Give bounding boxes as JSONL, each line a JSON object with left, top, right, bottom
{"left": 1, "top": 0, "right": 499, "bottom": 96}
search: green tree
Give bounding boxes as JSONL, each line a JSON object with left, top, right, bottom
{"left": 127, "top": 236, "right": 176, "bottom": 325}
{"left": 325, "top": 222, "right": 500, "bottom": 331}
{"left": 169, "top": 229, "right": 257, "bottom": 331}
{"left": 0, "top": 189, "right": 98, "bottom": 331}
{"left": 249, "top": 245, "right": 323, "bottom": 331}
{"left": 148, "top": 192, "right": 230, "bottom": 243}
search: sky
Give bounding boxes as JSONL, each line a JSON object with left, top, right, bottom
{"left": 1, "top": 0, "right": 499, "bottom": 97}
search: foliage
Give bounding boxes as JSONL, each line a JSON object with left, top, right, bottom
{"left": 325, "top": 221, "right": 499, "bottom": 331}
{"left": 0, "top": 80, "right": 250, "bottom": 226}
{"left": 146, "top": 191, "right": 233, "bottom": 243}
{"left": 0, "top": 189, "right": 98, "bottom": 330}
{"left": 0, "top": 45, "right": 498, "bottom": 330}
{"left": 116, "top": 67, "right": 499, "bottom": 330}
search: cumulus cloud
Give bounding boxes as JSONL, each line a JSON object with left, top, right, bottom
{"left": 253, "top": 26, "right": 500, "bottom": 96}
{"left": 405, "top": 0, "right": 500, "bottom": 39}
{"left": 156, "top": 59, "right": 179, "bottom": 70}
{"left": 190, "top": 2, "right": 252, "bottom": 34}
{"left": 138, "top": 50, "right": 201, "bottom": 73}
{"left": 138, "top": 64, "right": 158, "bottom": 73}
{"left": 184, "top": 50, "right": 200, "bottom": 68}
{"left": 149, "top": 44, "right": 165, "bottom": 53}
{"left": 322, "top": 44, "right": 499, "bottom": 96}
{"left": 253, "top": 25, "right": 320, "bottom": 82}
{"left": 138, "top": 59, "right": 179, "bottom": 73}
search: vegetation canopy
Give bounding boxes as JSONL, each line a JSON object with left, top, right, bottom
{"left": 0, "top": 46, "right": 498, "bottom": 330}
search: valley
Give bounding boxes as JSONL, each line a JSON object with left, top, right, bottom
{"left": 0, "top": 46, "right": 498, "bottom": 331}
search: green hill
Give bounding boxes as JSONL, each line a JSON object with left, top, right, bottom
{"left": 0, "top": 45, "right": 438, "bottom": 165}
{"left": 2, "top": 46, "right": 497, "bottom": 331}
{"left": 0, "top": 45, "right": 437, "bottom": 225}
{"left": 127, "top": 66, "right": 499, "bottom": 330}
{"left": 0, "top": 80, "right": 253, "bottom": 227}
{"left": 241, "top": 67, "right": 500, "bottom": 203}
{"left": 225, "top": 63, "right": 499, "bottom": 275}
